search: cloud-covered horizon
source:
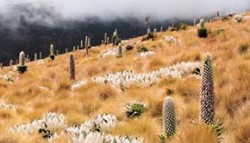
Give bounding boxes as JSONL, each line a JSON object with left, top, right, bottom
{"left": 0, "top": 0, "right": 249, "bottom": 28}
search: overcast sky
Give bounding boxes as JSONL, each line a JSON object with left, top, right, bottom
{"left": 0, "top": 0, "right": 249, "bottom": 27}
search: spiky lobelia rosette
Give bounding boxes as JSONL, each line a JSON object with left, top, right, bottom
{"left": 200, "top": 54, "right": 214, "bottom": 125}
{"left": 69, "top": 54, "right": 75, "bottom": 80}
{"left": 162, "top": 96, "right": 176, "bottom": 137}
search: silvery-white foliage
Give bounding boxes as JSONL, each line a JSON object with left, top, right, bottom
{"left": 1, "top": 74, "right": 16, "bottom": 83}
{"left": 139, "top": 51, "right": 155, "bottom": 58}
{"left": 71, "top": 61, "right": 200, "bottom": 90}
{"left": 9, "top": 112, "right": 67, "bottom": 134}
{"left": 100, "top": 47, "right": 125, "bottom": 59}
{"left": 91, "top": 62, "right": 200, "bottom": 88}
{"left": 0, "top": 102, "right": 17, "bottom": 110}
{"left": 232, "top": 14, "right": 243, "bottom": 23}
{"left": 71, "top": 80, "right": 87, "bottom": 91}
{"left": 164, "top": 36, "right": 177, "bottom": 43}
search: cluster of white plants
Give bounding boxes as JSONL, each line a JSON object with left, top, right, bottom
{"left": 100, "top": 48, "right": 116, "bottom": 58}
{"left": 232, "top": 14, "right": 243, "bottom": 23}
{"left": 1, "top": 73, "right": 17, "bottom": 83}
{"left": 53, "top": 132, "right": 143, "bottom": 143}
{"left": 49, "top": 114, "right": 143, "bottom": 143}
{"left": 9, "top": 112, "right": 66, "bottom": 134}
{"left": 71, "top": 80, "right": 87, "bottom": 91}
{"left": 91, "top": 61, "right": 200, "bottom": 88}
{"left": 71, "top": 61, "right": 200, "bottom": 90}
{"left": 66, "top": 114, "right": 117, "bottom": 134}
{"left": 100, "top": 47, "right": 125, "bottom": 59}
{"left": 139, "top": 51, "right": 155, "bottom": 58}
{"left": 164, "top": 36, "right": 178, "bottom": 43}
{"left": 0, "top": 102, "right": 17, "bottom": 110}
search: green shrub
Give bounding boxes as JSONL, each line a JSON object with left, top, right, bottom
{"left": 198, "top": 29, "right": 208, "bottom": 38}
{"left": 125, "top": 101, "right": 147, "bottom": 118}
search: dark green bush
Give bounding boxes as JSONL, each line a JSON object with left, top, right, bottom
{"left": 198, "top": 28, "right": 208, "bottom": 38}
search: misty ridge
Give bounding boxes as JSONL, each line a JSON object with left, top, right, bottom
{"left": 0, "top": 0, "right": 249, "bottom": 65}
{"left": 0, "top": 0, "right": 250, "bottom": 28}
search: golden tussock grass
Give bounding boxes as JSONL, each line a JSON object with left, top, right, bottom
{"left": 0, "top": 12, "right": 250, "bottom": 142}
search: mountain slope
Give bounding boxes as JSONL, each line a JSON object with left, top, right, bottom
{"left": 0, "top": 12, "right": 250, "bottom": 143}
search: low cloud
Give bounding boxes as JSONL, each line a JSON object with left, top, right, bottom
{"left": 0, "top": 0, "right": 249, "bottom": 28}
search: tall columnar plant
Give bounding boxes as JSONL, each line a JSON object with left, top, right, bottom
{"left": 112, "top": 29, "right": 121, "bottom": 46}
{"left": 153, "top": 28, "right": 157, "bottom": 37}
{"left": 162, "top": 96, "right": 176, "bottom": 138}
{"left": 85, "top": 36, "right": 88, "bottom": 49}
{"left": 80, "top": 40, "right": 83, "bottom": 48}
{"left": 107, "top": 37, "right": 110, "bottom": 44}
{"left": 144, "top": 27, "right": 154, "bottom": 40}
{"left": 147, "top": 28, "right": 151, "bottom": 35}
{"left": 200, "top": 54, "right": 214, "bottom": 125}
{"left": 116, "top": 43, "right": 123, "bottom": 58}
{"left": 193, "top": 18, "right": 197, "bottom": 26}
{"left": 34, "top": 53, "right": 37, "bottom": 61}
{"left": 49, "top": 44, "right": 55, "bottom": 60}
{"left": 198, "top": 18, "right": 208, "bottom": 38}
{"left": 17, "top": 51, "right": 28, "bottom": 73}
{"left": 39, "top": 52, "right": 42, "bottom": 59}
{"left": 26, "top": 55, "right": 30, "bottom": 63}
{"left": 104, "top": 33, "right": 108, "bottom": 44}
{"left": 87, "top": 37, "right": 91, "bottom": 48}
{"left": 85, "top": 36, "right": 89, "bottom": 58}
{"left": 9, "top": 60, "right": 13, "bottom": 67}
{"left": 69, "top": 54, "right": 75, "bottom": 80}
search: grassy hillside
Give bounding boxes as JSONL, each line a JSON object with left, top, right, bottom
{"left": 0, "top": 12, "right": 250, "bottom": 143}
